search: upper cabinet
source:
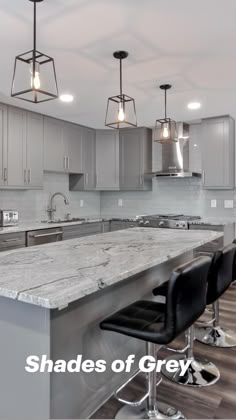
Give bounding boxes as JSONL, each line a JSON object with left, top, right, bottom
{"left": 64, "top": 122, "right": 83, "bottom": 174}
{"left": 69, "top": 127, "right": 96, "bottom": 191}
{"left": 119, "top": 127, "right": 152, "bottom": 190}
{"left": 0, "top": 104, "right": 7, "bottom": 186}
{"left": 44, "top": 117, "right": 65, "bottom": 173}
{"left": 95, "top": 129, "right": 119, "bottom": 190}
{"left": 201, "top": 116, "right": 235, "bottom": 189}
{"left": 7, "top": 106, "right": 27, "bottom": 187}
{"left": 26, "top": 112, "right": 44, "bottom": 188}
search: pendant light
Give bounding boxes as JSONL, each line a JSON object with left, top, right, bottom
{"left": 11, "top": 0, "right": 58, "bottom": 104}
{"left": 155, "top": 84, "right": 177, "bottom": 143}
{"left": 105, "top": 51, "right": 137, "bottom": 129}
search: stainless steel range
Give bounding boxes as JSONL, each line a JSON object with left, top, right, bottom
{"left": 137, "top": 214, "right": 201, "bottom": 230}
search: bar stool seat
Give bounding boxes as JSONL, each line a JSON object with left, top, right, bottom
{"left": 101, "top": 256, "right": 211, "bottom": 419}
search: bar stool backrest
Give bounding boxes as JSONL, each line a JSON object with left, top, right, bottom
{"left": 206, "top": 243, "right": 236, "bottom": 305}
{"left": 165, "top": 256, "right": 211, "bottom": 340}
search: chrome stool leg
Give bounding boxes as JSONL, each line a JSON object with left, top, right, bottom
{"left": 161, "top": 326, "right": 220, "bottom": 387}
{"left": 195, "top": 301, "right": 236, "bottom": 348}
{"left": 115, "top": 342, "right": 186, "bottom": 419}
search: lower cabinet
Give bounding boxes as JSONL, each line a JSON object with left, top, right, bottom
{"left": 63, "top": 222, "right": 104, "bottom": 241}
{"left": 110, "top": 221, "right": 137, "bottom": 231}
{"left": 0, "top": 232, "right": 26, "bottom": 252}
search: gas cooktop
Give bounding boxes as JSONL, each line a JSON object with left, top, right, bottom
{"left": 137, "top": 214, "right": 201, "bottom": 230}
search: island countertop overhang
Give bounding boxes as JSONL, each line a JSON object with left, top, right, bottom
{"left": 0, "top": 227, "right": 223, "bottom": 309}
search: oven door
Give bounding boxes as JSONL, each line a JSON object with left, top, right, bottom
{"left": 27, "top": 228, "right": 63, "bottom": 247}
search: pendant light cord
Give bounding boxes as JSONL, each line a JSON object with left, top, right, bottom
{"left": 33, "top": 1, "right": 37, "bottom": 52}
{"left": 120, "top": 58, "right": 123, "bottom": 97}
{"left": 164, "top": 88, "right": 167, "bottom": 119}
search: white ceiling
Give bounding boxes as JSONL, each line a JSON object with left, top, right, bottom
{"left": 1, "top": 0, "right": 236, "bottom": 128}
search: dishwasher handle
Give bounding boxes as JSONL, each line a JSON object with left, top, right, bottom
{"left": 30, "top": 231, "right": 62, "bottom": 239}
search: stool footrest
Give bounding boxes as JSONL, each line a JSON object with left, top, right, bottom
{"left": 114, "top": 369, "right": 162, "bottom": 407}
{"left": 165, "top": 343, "right": 189, "bottom": 354}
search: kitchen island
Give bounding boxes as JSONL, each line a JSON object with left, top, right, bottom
{"left": 0, "top": 227, "right": 223, "bottom": 419}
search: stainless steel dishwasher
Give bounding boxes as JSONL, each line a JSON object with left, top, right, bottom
{"left": 27, "top": 228, "right": 63, "bottom": 247}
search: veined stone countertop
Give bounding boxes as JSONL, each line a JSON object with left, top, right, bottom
{"left": 188, "top": 218, "right": 235, "bottom": 226}
{"left": 0, "top": 227, "right": 223, "bottom": 309}
{"left": 0, "top": 217, "right": 139, "bottom": 235}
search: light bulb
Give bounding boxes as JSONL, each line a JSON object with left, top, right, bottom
{"left": 118, "top": 103, "right": 125, "bottom": 122}
{"left": 30, "top": 63, "right": 41, "bottom": 90}
{"left": 163, "top": 126, "right": 169, "bottom": 138}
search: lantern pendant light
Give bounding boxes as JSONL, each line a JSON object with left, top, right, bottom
{"left": 11, "top": 0, "right": 58, "bottom": 104}
{"left": 155, "top": 84, "right": 177, "bottom": 143}
{"left": 105, "top": 51, "right": 137, "bottom": 129}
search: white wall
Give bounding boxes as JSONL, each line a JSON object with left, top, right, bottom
{"left": 0, "top": 173, "right": 101, "bottom": 222}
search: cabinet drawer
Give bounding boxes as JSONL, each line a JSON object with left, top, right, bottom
{"left": 63, "top": 223, "right": 102, "bottom": 240}
{"left": 189, "top": 224, "right": 223, "bottom": 232}
{"left": 0, "top": 232, "right": 26, "bottom": 251}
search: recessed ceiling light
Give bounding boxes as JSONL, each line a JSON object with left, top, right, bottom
{"left": 187, "top": 102, "right": 201, "bottom": 110}
{"left": 60, "top": 94, "right": 74, "bottom": 103}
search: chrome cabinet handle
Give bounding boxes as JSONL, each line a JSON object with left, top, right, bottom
{"left": 24, "top": 169, "right": 27, "bottom": 184}
{"left": 30, "top": 232, "right": 62, "bottom": 239}
{"left": 202, "top": 170, "right": 205, "bottom": 184}
{"left": 67, "top": 156, "right": 70, "bottom": 171}
{"left": 64, "top": 156, "right": 67, "bottom": 171}
{"left": 3, "top": 238, "right": 22, "bottom": 243}
{"left": 86, "top": 173, "right": 88, "bottom": 185}
{"left": 28, "top": 169, "right": 31, "bottom": 184}
{"left": 3, "top": 168, "right": 7, "bottom": 182}
{"left": 139, "top": 175, "right": 143, "bottom": 185}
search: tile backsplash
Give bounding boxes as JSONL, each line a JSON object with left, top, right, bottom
{"left": 0, "top": 174, "right": 235, "bottom": 223}
{"left": 0, "top": 173, "right": 100, "bottom": 222}
{"left": 100, "top": 178, "right": 236, "bottom": 219}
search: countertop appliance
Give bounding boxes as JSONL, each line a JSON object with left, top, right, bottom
{"left": 137, "top": 214, "right": 201, "bottom": 230}
{"left": 0, "top": 210, "right": 19, "bottom": 227}
{"left": 27, "top": 227, "right": 63, "bottom": 247}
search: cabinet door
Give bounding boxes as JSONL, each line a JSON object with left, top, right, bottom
{"left": 120, "top": 128, "right": 143, "bottom": 190}
{"left": 64, "top": 122, "right": 83, "bottom": 173}
{"left": 96, "top": 130, "right": 119, "bottom": 190}
{"left": 44, "top": 117, "right": 66, "bottom": 173}
{"left": 82, "top": 127, "right": 96, "bottom": 189}
{"left": 189, "top": 124, "right": 202, "bottom": 174}
{"left": 7, "top": 106, "right": 26, "bottom": 187}
{"left": 0, "top": 104, "right": 7, "bottom": 186}
{"left": 26, "top": 112, "right": 43, "bottom": 188}
{"left": 202, "top": 117, "right": 235, "bottom": 189}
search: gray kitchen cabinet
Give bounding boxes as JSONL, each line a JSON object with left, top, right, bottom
{"left": 110, "top": 220, "right": 137, "bottom": 231}
{"left": 0, "top": 104, "right": 7, "bottom": 186}
{"left": 119, "top": 127, "right": 152, "bottom": 190}
{"left": 26, "top": 112, "right": 43, "bottom": 188}
{"left": 69, "top": 127, "right": 96, "bottom": 191}
{"left": 189, "top": 123, "right": 202, "bottom": 174}
{"left": 63, "top": 222, "right": 103, "bottom": 240}
{"left": 7, "top": 106, "right": 27, "bottom": 187}
{"left": 64, "top": 122, "right": 83, "bottom": 173}
{"left": 95, "top": 129, "right": 119, "bottom": 190}
{"left": 0, "top": 232, "right": 26, "bottom": 252}
{"left": 44, "top": 117, "right": 66, "bottom": 173}
{"left": 201, "top": 116, "right": 235, "bottom": 189}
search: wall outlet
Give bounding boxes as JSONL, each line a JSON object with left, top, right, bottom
{"left": 211, "top": 200, "right": 217, "bottom": 208}
{"left": 118, "top": 199, "right": 123, "bottom": 207}
{"left": 80, "top": 200, "right": 84, "bottom": 208}
{"left": 224, "top": 200, "right": 234, "bottom": 209}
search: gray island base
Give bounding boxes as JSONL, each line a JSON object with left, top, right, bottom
{"left": 0, "top": 228, "right": 223, "bottom": 419}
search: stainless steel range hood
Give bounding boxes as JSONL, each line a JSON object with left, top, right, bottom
{"left": 151, "top": 122, "right": 201, "bottom": 178}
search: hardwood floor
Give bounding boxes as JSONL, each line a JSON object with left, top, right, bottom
{"left": 92, "top": 284, "right": 236, "bottom": 419}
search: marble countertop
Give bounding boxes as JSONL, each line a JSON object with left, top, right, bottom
{"left": 0, "top": 227, "right": 223, "bottom": 309}
{"left": 188, "top": 218, "right": 235, "bottom": 226}
{"left": 0, "top": 217, "right": 139, "bottom": 235}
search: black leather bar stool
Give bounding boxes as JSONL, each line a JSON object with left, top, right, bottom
{"left": 153, "top": 273, "right": 220, "bottom": 388}
{"left": 100, "top": 256, "right": 211, "bottom": 419}
{"left": 195, "top": 243, "right": 236, "bottom": 348}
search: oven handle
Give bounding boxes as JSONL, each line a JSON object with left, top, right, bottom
{"left": 29, "top": 232, "right": 63, "bottom": 239}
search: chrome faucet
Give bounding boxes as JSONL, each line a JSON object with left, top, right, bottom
{"left": 47, "top": 192, "right": 69, "bottom": 221}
